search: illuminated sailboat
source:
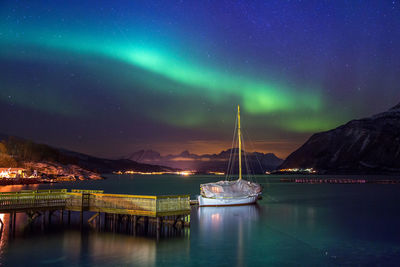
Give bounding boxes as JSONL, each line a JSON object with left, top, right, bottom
{"left": 198, "top": 105, "right": 263, "bottom": 207}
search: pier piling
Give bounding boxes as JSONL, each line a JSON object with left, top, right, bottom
{"left": 60, "top": 210, "right": 63, "bottom": 224}
{"left": 67, "top": 210, "right": 71, "bottom": 225}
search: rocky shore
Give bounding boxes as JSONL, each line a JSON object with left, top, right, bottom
{"left": 0, "top": 178, "right": 43, "bottom": 185}
{"left": 24, "top": 161, "right": 103, "bottom": 181}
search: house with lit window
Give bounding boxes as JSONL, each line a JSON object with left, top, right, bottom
{"left": 0, "top": 168, "right": 27, "bottom": 178}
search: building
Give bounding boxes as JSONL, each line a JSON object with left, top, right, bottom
{"left": 0, "top": 168, "right": 27, "bottom": 178}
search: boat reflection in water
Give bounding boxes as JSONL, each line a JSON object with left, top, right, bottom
{"left": 198, "top": 204, "right": 260, "bottom": 231}
{"left": 196, "top": 204, "right": 260, "bottom": 266}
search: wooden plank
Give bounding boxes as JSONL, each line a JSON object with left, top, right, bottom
{"left": 88, "top": 212, "right": 99, "bottom": 223}
{"left": 156, "top": 195, "right": 190, "bottom": 199}
{"left": 91, "top": 193, "right": 157, "bottom": 199}
{"left": 87, "top": 207, "right": 157, "bottom": 217}
{"left": 155, "top": 210, "right": 191, "bottom": 217}
{"left": 71, "top": 189, "right": 104, "bottom": 194}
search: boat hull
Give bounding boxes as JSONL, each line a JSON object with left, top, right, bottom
{"left": 197, "top": 195, "right": 259, "bottom": 207}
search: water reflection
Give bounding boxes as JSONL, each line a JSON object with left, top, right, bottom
{"left": 0, "top": 184, "right": 38, "bottom": 192}
{"left": 0, "top": 223, "right": 190, "bottom": 266}
{"left": 198, "top": 204, "right": 260, "bottom": 232}
{"left": 64, "top": 231, "right": 158, "bottom": 265}
{"left": 196, "top": 205, "right": 260, "bottom": 266}
{"left": 2, "top": 175, "right": 400, "bottom": 265}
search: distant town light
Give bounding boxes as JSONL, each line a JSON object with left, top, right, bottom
{"left": 208, "top": 171, "right": 225, "bottom": 175}
{"left": 0, "top": 168, "right": 27, "bottom": 178}
{"left": 178, "top": 171, "right": 194, "bottom": 176}
{"left": 113, "top": 170, "right": 196, "bottom": 176}
{"left": 277, "top": 168, "right": 317, "bottom": 174}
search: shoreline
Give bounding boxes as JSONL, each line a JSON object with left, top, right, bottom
{"left": 0, "top": 176, "right": 104, "bottom": 186}
{"left": 0, "top": 178, "right": 48, "bottom": 186}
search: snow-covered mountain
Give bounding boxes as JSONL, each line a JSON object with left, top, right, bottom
{"left": 126, "top": 148, "right": 283, "bottom": 173}
{"left": 280, "top": 103, "right": 400, "bottom": 173}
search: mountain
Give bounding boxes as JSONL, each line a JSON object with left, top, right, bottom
{"left": 0, "top": 135, "right": 175, "bottom": 174}
{"left": 280, "top": 103, "right": 400, "bottom": 173}
{"left": 126, "top": 148, "right": 284, "bottom": 173}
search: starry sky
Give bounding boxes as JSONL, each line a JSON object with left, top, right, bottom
{"left": 1, "top": 0, "right": 400, "bottom": 159}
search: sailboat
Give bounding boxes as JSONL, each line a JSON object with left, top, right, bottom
{"left": 198, "top": 105, "right": 263, "bottom": 207}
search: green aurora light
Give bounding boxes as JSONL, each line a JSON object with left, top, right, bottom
{"left": 0, "top": 30, "right": 324, "bottom": 131}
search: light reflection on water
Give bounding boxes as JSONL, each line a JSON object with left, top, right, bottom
{"left": 0, "top": 184, "right": 39, "bottom": 192}
{"left": 0, "top": 222, "right": 190, "bottom": 266}
{"left": 0, "top": 175, "right": 400, "bottom": 265}
{"left": 62, "top": 231, "right": 158, "bottom": 265}
{"left": 190, "top": 202, "right": 330, "bottom": 266}
{"left": 197, "top": 205, "right": 260, "bottom": 267}
{"left": 198, "top": 205, "right": 259, "bottom": 236}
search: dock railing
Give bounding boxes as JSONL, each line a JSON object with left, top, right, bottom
{"left": 0, "top": 189, "right": 191, "bottom": 218}
{"left": 0, "top": 189, "right": 67, "bottom": 212}
{"left": 156, "top": 195, "right": 190, "bottom": 216}
{"left": 85, "top": 193, "right": 157, "bottom": 216}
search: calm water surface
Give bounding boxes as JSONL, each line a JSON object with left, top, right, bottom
{"left": 1, "top": 174, "right": 400, "bottom": 266}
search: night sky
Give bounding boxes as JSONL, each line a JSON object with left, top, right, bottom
{"left": 1, "top": 1, "right": 400, "bottom": 159}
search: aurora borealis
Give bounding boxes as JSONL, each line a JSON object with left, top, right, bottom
{"left": 1, "top": 1, "right": 400, "bottom": 158}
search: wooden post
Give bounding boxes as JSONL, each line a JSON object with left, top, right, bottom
{"left": 117, "top": 214, "right": 121, "bottom": 232}
{"left": 144, "top": 216, "right": 149, "bottom": 233}
{"left": 9, "top": 212, "right": 16, "bottom": 237}
{"left": 97, "top": 212, "right": 101, "bottom": 229}
{"left": 129, "top": 215, "right": 133, "bottom": 234}
{"left": 156, "top": 217, "right": 162, "bottom": 240}
{"left": 133, "top": 215, "right": 137, "bottom": 230}
{"left": 173, "top": 215, "right": 180, "bottom": 229}
{"left": 60, "top": 210, "right": 64, "bottom": 224}
{"left": 67, "top": 211, "right": 71, "bottom": 225}
{"left": 109, "top": 213, "right": 112, "bottom": 231}
{"left": 12, "top": 212, "right": 16, "bottom": 236}
{"left": 8, "top": 213, "right": 13, "bottom": 235}
{"left": 157, "top": 217, "right": 162, "bottom": 230}
{"left": 104, "top": 213, "right": 108, "bottom": 231}
{"left": 80, "top": 211, "right": 83, "bottom": 227}
{"left": 41, "top": 212, "right": 45, "bottom": 229}
{"left": 132, "top": 215, "right": 137, "bottom": 236}
{"left": 48, "top": 211, "right": 52, "bottom": 224}
{"left": 88, "top": 213, "right": 99, "bottom": 224}
{"left": 113, "top": 214, "right": 116, "bottom": 231}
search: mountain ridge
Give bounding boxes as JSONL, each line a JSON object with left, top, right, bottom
{"left": 125, "top": 148, "right": 283, "bottom": 173}
{"left": 0, "top": 134, "right": 175, "bottom": 174}
{"left": 280, "top": 103, "right": 400, "bottom": 173}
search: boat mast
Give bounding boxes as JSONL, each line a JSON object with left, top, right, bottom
{"left": 238, "top": 105, "right": 242, "bottom": 180}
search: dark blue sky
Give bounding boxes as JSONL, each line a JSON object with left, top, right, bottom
{"left": 1, "top": 0, "right": 399, "bottom": 158}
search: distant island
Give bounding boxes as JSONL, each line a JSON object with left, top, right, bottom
{"left": 280, "top": 102, "right": 400, "bottom": 174}
{"left": 0, "top": 134, "right": 175, "bottom": 182}
{"left": 124, "top": 148, "right": 284, "bottom": 174}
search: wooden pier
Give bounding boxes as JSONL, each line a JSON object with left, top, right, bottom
{"left": 0, "top": 189, "right": 191, "bottom": 237}
{"left": 280, "top": 178, "right": 400, "bottom": 184}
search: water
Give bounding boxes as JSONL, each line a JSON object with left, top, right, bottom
{"left": 1, "top": 174, "right": 400, "bottom": 266}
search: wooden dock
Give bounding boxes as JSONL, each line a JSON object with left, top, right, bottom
{"left": 280, "top": 178, "right": 400, "bottom": 184}
{"left": 0, "top": 189, "right": 191, "bottom": 237}
{"left": 190, "top": 199, "right": 199, "bottom": 206}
